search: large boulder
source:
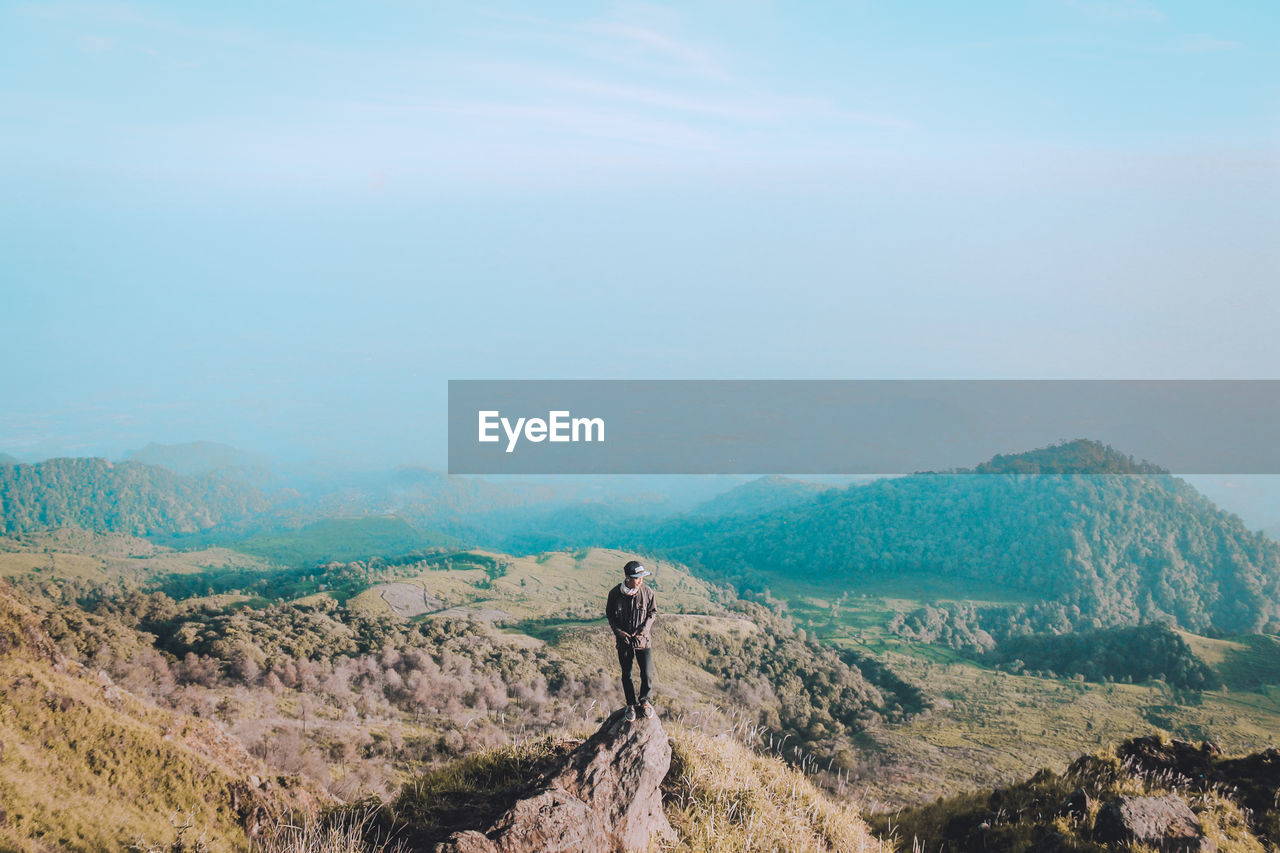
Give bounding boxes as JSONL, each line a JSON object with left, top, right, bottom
{"left": 436, "top": 709, "right": 673, "bottom": 853}
{"left": 1093, "top": 795, "right": 1214, "bottom": 851}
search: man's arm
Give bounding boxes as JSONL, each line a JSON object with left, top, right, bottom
{"left": 605, "top": 588, "right": 630, "bottom": 639}
{"left": 638, "top": 589, "right": 658, "bottom": 638}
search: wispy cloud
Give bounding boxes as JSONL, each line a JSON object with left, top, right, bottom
{"left": 7, "top": 2, "right": 915, "bottom": 183}
{"left": 442, "top": 6, "right": 914, "bottom": 148}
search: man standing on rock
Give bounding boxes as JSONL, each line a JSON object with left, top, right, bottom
{"left": 606, "top": 559, "right": 658, "bottom": 721}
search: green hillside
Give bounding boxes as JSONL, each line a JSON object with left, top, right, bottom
{"left": 118, "top": 547, "right": 923, "bottom": 773}
{"left": 2, "top": 522, "right": 1279, "bottom": 842}
{"left": 649, "top": 441, "right": 1280, "bottom": 635}
{"left": 225, "top": 515, "right": 463, "bottom": 566}
{"left": 4, "top": 446, "right": 1280, "bottom": 844}
{"left": 0, "top": 458, "right": 269, "bottom": 537}
{"left": 733, "top": 572, "right": 1280, "bottom": 807}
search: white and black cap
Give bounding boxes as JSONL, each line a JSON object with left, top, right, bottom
{"left": 623, "top": 560, "right": 650, "bottom": 578}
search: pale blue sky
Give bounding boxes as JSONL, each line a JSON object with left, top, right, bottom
{"left": 1, "top": 1, "right": 1277, "bottom": 464}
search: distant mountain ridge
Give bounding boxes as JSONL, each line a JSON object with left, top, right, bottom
{"left": 0, "top": 457, "right": 270, "bottom": 537}
{"left": 691, "top": 475, "right": 832, "bottom": 518}
{"left": 125, "top": 440, "right": 270, "bottom": 475}
{"left": 649, "top": 440, "right": 1280, "bottom": 635}
{"left": 962, "top": 439, "right": 1167, "bottom": 474}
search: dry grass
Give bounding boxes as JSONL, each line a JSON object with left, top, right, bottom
{"left": 663, "top": 724, "right": 887, "bottom": 852}
{"left": 0, "top": 655, "right": 252, "bottom": 852}
{"left": 250, "top": 807, "right": 408, "bottom": 853}
{"left": 384, "top": 736, "right": 570, "bottom": 847}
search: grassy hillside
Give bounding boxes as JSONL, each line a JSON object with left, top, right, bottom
{"left": 0, "top": 527, "right": 277, "bottom": 592}
{"left": 4, "top": 525, "right": 1279, "bottom": 842}
{"left": 727, "top": 572, "right": 1280, "bottom": 807}
{"left": 345, "top": 547, "right": 724, "bottom": 623}
{"left": 663, "top": 722, "right": 883, "bottom": 851}
{"left": 1179, "top": 631, "right": 1280, "bottom": 692}
{"left": 224, "top": 515, "right": 463, "bottom": 566}
{"left": 0, "top": 531, "right": 924, "bottom": 819}
{"left": 125, "top": 547, "right": 922, "bottom": 786}
{"left": 849, "top": 645, "right": 1280, "bottom": 807}
{"left": 0, "top": 583, "right": 322, "bottom": 852}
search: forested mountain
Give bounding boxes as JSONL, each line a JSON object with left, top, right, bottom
{"left": 125, "top": 440, "right": 271, "bottom": 475}
{"left": 690, "top": 475, "right": 832, "bottom": 518}
{"left": 465, "top": 477, "right": 832, "bottom": 554}
{"left": 648, "top": 441, "right": 1280, "bottom": 635}
{"left": 0, "top": 457, "right": 270, "bottom": 537}
{"left": 965, "top": 441, "right": 1166, "bottom": 474}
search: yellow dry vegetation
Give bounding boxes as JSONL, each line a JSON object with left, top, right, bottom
{"left": 0, "top": 551, "right": 103, "bottom": 582}
{"left": 663, "top": 724, "right": 887, "bottom": 853}
{"left": 0, "top": 584, "right": 318, "bottom": 852}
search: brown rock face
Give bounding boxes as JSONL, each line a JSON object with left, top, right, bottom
{"left": 1093, "top": 795, "right": 1214, "bottom": 852}
{"left": 436, "top": 709, "right": 674, "bottom": 853}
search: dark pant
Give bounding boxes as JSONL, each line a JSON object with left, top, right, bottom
{"left": 617, "top": 644, "right": 654, "bottom": 706}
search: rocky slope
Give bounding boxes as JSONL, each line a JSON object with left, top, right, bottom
{"left": 384, "top": 709, "right": 879, "bottom": 852}
{"left": 437, "top": 709, "right": 672, "bottom": 852}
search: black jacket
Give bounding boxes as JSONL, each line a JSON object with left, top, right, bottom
{"left": 605, "top": 582, "right": 657, "bottom": 649}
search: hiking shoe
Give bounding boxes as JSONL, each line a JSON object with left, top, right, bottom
{"left": 624, "top": 705, "right": 637, "bottom": 722}
{"left": 641, "top": 701, "right": 654, "bottom": 718}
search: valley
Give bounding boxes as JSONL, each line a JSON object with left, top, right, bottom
{"left": 1, "top": 441, "right": 1279, "bottom": 850}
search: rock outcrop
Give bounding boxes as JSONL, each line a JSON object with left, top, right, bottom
{"left": 1117, "top": 735, "right": 1222, "bottom": 782}
{"left": 1117, "top": 735, "right": 1280, "bottom": 830}
{"left": 436, "top": 708, "right": 673, "bottom": 853}
{"left": 1093, "top": 795, "right": 1214, "bottom": 851}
